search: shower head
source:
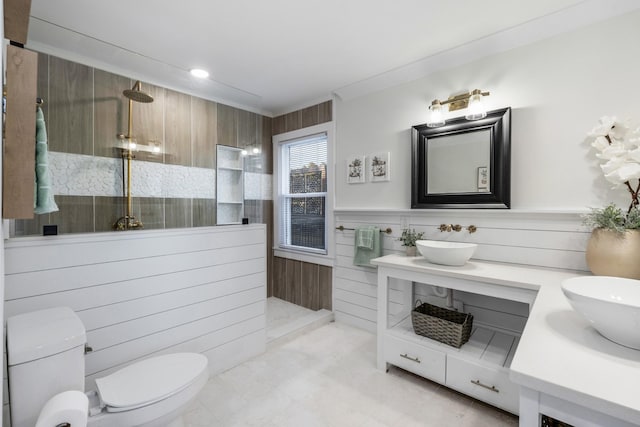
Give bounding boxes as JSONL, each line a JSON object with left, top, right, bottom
{"left": 123, "top": 81, "right": 154, "bottom": 103}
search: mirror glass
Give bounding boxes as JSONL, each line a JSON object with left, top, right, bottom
{"left": 427, "top": 129, "right": 491, "bottom": 194}
{"left": 411, "top": 107, "right": 511, "bottom": 209}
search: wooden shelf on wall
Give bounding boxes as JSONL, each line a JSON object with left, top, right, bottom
{"left": 3, "top": 44, "right": 38, "bottom": 219}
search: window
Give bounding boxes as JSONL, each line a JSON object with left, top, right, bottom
{"left": 274, "top": 123, "right": 333, "bottom": 262}
{"left": 279, "top": 133, "right": 327, "bottom": 253}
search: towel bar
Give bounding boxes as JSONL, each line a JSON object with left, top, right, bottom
{"left": 336, "top": 225, "right": 392, "bottom": 234}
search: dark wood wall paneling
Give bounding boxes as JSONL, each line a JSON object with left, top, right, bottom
{"left": 192, "top": 97, "right": 217, "bottom": 169}
{"left": 48, "top": 56, "right": 93, "bottom": 155}
{"left": 272, "top": 100, "right": 332, "bottom": 136}
{"left": 14, "top": 53, "right": 273, "bottom": 240}
{"left": 272, "top": 256, "right": 332, "bottom": 311}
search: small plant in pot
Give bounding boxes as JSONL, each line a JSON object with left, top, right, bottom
{"left": 398, "top": 228, "right": 425, "bottom": 256}
{"left": 584, "top": 116, "right": 640, "bottom": 279}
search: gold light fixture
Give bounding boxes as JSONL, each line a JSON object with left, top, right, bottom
{"left": 427, "top": 89, "right": 490, "bottom": 128}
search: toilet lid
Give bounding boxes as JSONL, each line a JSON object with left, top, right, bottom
{"left": 95, "top": 353, "right": 208, "bottom": 411}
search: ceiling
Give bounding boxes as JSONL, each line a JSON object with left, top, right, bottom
{"left": 26, "top": 0, "right": 640, "bottom": 116}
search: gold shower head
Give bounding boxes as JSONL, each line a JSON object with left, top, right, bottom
{"left": 123, "top": 80, "right": 154, "bottom": 103}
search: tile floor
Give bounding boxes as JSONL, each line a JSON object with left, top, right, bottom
{"left": 184, "top": 320, "right": 519, "bottom": 426}
{"left": 266, "top": 297, "right": 333, "bottom": 347}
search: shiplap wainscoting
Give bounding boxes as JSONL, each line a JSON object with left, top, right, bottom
{"left": 3, "top": 225, "right": 266, "bottom": 423}
{"left": 334, "top": 210, "right": 589, "bottom": 333}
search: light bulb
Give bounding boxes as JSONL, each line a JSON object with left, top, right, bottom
{"left": 465, "top": 90, "right": 487, "bottom": 120}
{"left": 190, "top": 68, "right": 209, "bottom": 79}
{"left": 252, "top": 147, "right": 260, "bottom": 154}
{"left": 427, "top": 100, "right": 445, "bottom": 128}
{"left": 241, "top": 149, "right": 248, "bottom": 156}
{"left": 152, "top": 144, "right": 161, "bottom": 153}
{"left": 128, "top": 141, "right": 137, "bottom": 150}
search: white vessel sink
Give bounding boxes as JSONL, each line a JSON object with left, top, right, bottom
{"left": 415, "top": 240, "right": 477, "bottom": 266}
{"left": 561, "top": 276, "right": 640, "bottom": 349}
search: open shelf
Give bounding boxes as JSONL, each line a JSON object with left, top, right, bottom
{"left": 387, "top": 316, "right": 520, "bottom": 369}
{"left": 216, "top": 145, "right": 244, "bottom": 225}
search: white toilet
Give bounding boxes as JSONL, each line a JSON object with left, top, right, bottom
{"left": 7, "top": 307, "right": 209, "bottom": 427}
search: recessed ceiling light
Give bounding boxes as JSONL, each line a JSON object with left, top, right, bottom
{"left": 190, "top": 68, "right": 209, "bottom": 79}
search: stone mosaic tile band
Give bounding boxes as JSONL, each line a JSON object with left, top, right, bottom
{"left": 49, "top": 152, "right": 272, "bottom": 200}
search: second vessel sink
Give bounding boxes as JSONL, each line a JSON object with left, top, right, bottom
{"left": 562, "top": 276, "right": 640, "bottom": 349}
{"left": 415, "top": 240, "right": 477, "bottom": 266}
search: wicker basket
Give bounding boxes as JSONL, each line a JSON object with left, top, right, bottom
{"left": 411, "top": 300, "right": 473, "bottom": 348}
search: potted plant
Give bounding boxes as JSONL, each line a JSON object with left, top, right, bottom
{"left": 584, "top": 116, "right": 640, "bottom": 279}
{"left": 398, "top": 228, "right": 425, "bottom": 256}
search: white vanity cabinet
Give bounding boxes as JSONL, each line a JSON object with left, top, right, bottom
{"left": 373, "top": 254, "right": 537, "bottom": 415}
{"left": 373, "top": 254, "right": 640, "bottom": 426}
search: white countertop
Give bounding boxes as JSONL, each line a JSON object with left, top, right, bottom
{"left": 371, "top": 254, "right": 640, "bottom": 425}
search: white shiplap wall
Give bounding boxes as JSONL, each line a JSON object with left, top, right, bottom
{"left": 3, "top": 225, "right": 266, "bottom": 423}
{"left": 333, "top": 209, "right": 589, "bottom": 333}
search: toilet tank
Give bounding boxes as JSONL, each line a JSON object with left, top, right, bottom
{"left": 7, "top": 307, "right": 87, "bottom": 427}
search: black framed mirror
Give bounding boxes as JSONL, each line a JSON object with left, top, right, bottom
{"left": 411, "top": 107, "right": 511, "bottom": 209}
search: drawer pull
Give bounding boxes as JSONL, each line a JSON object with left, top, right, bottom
{"left": 400, "top": 353, "right": 421, "bottom": 363}
{"left": 470, "top": 379, "right": 499, "bottom": 393}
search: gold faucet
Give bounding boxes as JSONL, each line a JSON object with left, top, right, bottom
{"left": 439, "top": 224, "right": 468, "bottom": 232}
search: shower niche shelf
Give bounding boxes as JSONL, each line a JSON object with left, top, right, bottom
{"left": 216, "top": 145, "right": 244, "bottom": 225}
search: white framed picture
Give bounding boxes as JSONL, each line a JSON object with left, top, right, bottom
{"left": 347, "top": 155, "right": 366, "bottom": 184}
{"left": 477, "top": 166, "right": 489, "bottom": 191}
{"left": 370, "top": 152, "right": 390, "bottom": 182}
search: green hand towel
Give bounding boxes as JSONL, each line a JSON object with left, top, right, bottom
{"left": 34, "top": 107, "right": 59, "bottom": 214}
{"left": 356, "top": 226, "right": 375, "bottom": 249}
{"left": 353, "top": 227, "right": 382, "bottom": 268}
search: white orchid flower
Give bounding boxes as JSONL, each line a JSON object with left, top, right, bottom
{"left": 589, "top": 116, "right": 616, "bottom": 137}
{"left": 624, "top": 128, "right": 640, "bottom": 149}
{"left": 601, "top": 157, "right": 626, "bottom": 175}
{"left": 596, "top": 143, "right": 627, "bottom": 160}
{"left": 588, "top": 117, "right": 640, "bottom": 216}
{"left": 604, "top": 162, "right": 640, "bottom": 184}
{"left": 628, "top": 147, "right": 640, "bottom": 163}
{"left": 588, "top": 116, "right": 629, "bottom": 141}
{"left": 591, "top": 135, "right": 610, "bottom": 152}
{"left": 609, "top": 121, "right": 629, "bottom": 140}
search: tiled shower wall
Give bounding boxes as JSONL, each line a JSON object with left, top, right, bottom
{"left": 15, "top": 52, "right": 273, "bottom": 236}
{"left": 271, "top": 101, "right": 333, "bottom": 309}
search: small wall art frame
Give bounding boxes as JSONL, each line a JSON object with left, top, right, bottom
{"left": 477, "top": 166, "right": 489, "bottom": 191}
{"left": 370, "top": 152, "right": 390, "bottom": 182}
{"left": 347, "top": 155, "right": 366, "bottom": 184}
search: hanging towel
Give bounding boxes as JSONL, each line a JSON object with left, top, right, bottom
{"left": 34, "top": 107, "right": 59, "bottom": 214}
{"left": 356, "top": 226, "right": 375, "bottom": 249}
{"left": 353, "top": 226, "right": 382, "bottom": 268}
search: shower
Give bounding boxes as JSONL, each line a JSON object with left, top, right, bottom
{"left": 114, "top": 81, "right": 154, "bottom": 231}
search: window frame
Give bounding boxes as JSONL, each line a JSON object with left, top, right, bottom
{"left": 273, "top": 122, "right": 334, "bottom": 266}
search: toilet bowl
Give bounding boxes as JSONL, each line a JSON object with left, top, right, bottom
{"left": 7, "top": 307, "right": 209, "bottom": 427}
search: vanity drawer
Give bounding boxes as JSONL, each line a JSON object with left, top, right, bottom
{"left": 384, "top": 334, "right": 446, "bottom": 383}
{"left": 446, "top": 355, "right": 519, "bottom": 414}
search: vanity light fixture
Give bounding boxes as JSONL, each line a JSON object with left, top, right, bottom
{"left": 426, "top": 100, "right": 445, "bottom": 128}
{"left": 426, "top": 89, "right": 490, "bottom": 128}
{"left": 190, "top": 68, "right": 209, "bottom": 79}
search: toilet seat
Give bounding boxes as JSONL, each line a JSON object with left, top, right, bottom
{"left": 95, "top": 353, "right": 208, "bottom": 413}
